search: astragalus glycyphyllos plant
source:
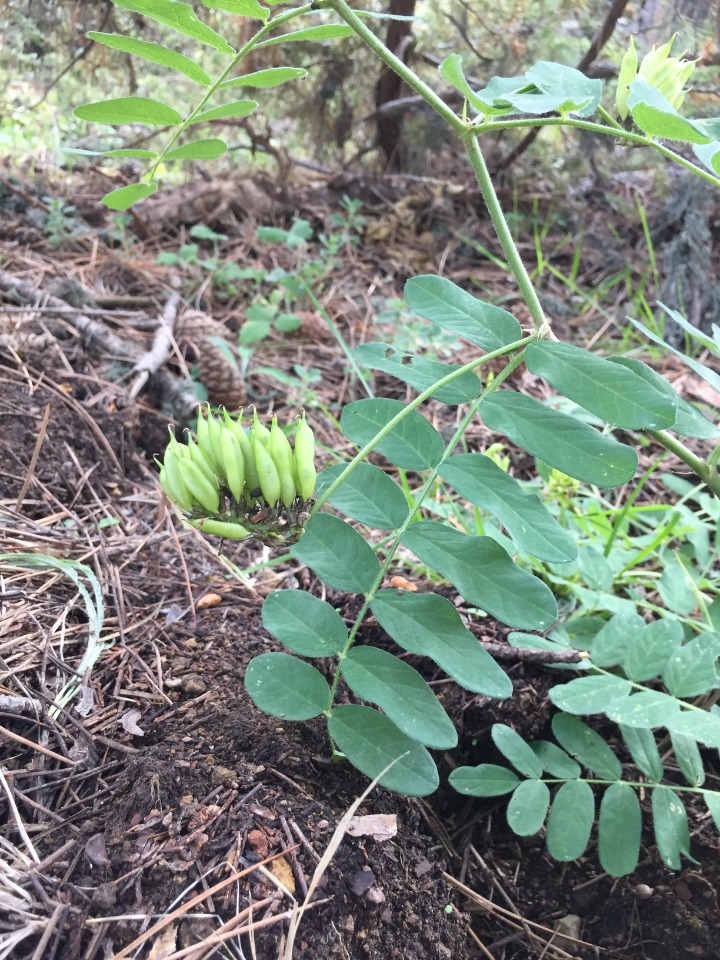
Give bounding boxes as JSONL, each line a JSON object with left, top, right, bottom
{"left": 75, "top": 1, "right": 720, "bottom": 874}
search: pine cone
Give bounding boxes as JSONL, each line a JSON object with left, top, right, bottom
{"left": 197, "top": 338, "right": 244, "bottom": 411}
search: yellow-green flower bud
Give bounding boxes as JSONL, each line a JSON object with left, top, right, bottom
{"left": 251, "top": 407, "right": 272, "bottom": 449}
{"left": 615, "top": 36, "right": 637, "bottom": 121}
{"left": 180, "top": 458, "right": 221, "bottom": 514}
{"left": 223, "top": 410, "right": 260, "bottom": 498}
{"left": 251, "top": 431, "right": 282, "bottom": 506}
{"left": 189, "top": 518, "right": 251, "bottom": 539}
{"left": 218, "top": 424, "right": 245, "bottom": 502}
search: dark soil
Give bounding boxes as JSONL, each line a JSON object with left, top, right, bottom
{"left": 1, "top": 176, "right": 720, "bottom": 960}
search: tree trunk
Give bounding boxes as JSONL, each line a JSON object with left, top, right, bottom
{"left": 374, "top": 0, "right": 417, "bottom": 171}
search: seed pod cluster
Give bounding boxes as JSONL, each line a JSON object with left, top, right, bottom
{"left": 158, "top": 407, "right": 317, "bottom": 545}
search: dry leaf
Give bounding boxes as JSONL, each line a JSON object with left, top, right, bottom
{"left": 85, "top": 833, "right": 110, "bottom": 866}
{"left": 121, "top": 708, "right": 144, "bottom": 737}
{"left": 270, "top": 856, "right": 295, "bottom": 894}
{"left": 146, "top": 924, "right": 178, "bottom": 960}
{"left": 196, "top": 592, "right": 222, "bottom": 610}
{"left": 346, "top": 814, "right": 397, "bottom": 842}
{"left": 389, "top": 576, "right": 417, "bottom": 592}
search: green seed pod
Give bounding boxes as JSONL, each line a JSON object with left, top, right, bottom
{"left": 223, "top": 410, "right": 260, "bottom": 495}
{"left": 186, "top": 436, "right": 218, "bottom": 485}
{"left": 180, "top": 458, "right": 221, "bottom": 514}
{"left": 251, "top": 408, "right": 272, "bottom": 449}
{"left": 615, "top": 36, "right": 637, "bottom": 120}
{"left": 162, "top": 450, "right": 194, "bottom": 512}
{"left": 189, "top": 518, "right": 251, "bottom": 539}
{"left": 219, "top": 425, "right": 245, "bottom": 502}
{"left": 252, "top": 432, "right": 282, "bottom": 506}
{"left": 196, "top": 406, "right": 222, "bottom": 473}
{"left": 269, "top": 416, "right": 297, "bottom": 508}
{"left": 293, "top": 412, "right": 316, "bottom": 502}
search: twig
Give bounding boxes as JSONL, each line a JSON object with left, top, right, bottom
{"left": 128, "top": 289, "right": 182, "bottom": 400}
{"left": 480, "top": 641, "right": 586, "bottom": 664}
{"left": 15, "top": 404, "right": 51, "bottom": 512}
{"left": 0, "top": 767, "right": 40, "bottom": 863}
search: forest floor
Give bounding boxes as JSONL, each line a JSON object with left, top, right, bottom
{"left": 1, "top": 161, "right": 719, "bottom": 960}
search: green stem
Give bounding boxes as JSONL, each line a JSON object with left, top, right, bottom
{"left": 463, "top": 134, "right": 549, "bottom": 335}
{"left": 648, "top": 429, "right": 720, "bottom": 497}
{"left": 327, "top": 0, "right": 464, "bottom": 135}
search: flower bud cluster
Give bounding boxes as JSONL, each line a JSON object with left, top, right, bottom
{"left": 157, "top": 407, "right": 316, "bottom": 544}
{"left": 616, "top": 36, "right": 696, "bottom": 120}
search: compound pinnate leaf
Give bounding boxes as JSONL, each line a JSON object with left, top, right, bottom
{"left": 599, "top": 783, "right": 642, "bottom": 877}
{"left": 526, "top": 341, "right": 677, "bottom": 429}
{"left": 552, "top": 714, "right": 622, "bottom": 780}
{"left": 102, "top": 182, "right": 157, "bottom": 211}
{"left": 75, "top": 97, "right": 182, "bottom": 126}
{"left": 262, "top": 591, "right": 347, "bottom": 657}
{"left": 448, "top": 764, "right": 520, "bottom": 796}
{"left": 190, "top": 100, "right": 258, "bottom": 124}
{"left": 341, "top": 398, "right": 444, "bottom": 470}
{"left": 165, "top": 139, "right": 228, "bottom": 160}
{"left": 221, "top": 67, "right": 308, "bottom": 89}
{"left": 401, "top": 521, "right": 557, "bottom": 630}
{"left": 290, "top": 514, "right": 380, "bottom": 594}
{"left": 605, "top": 691, "right": 681, "bottom": 729}
{"left": 546, "top": 780, "right": 595, "bottom": 862}
{"left": 622, "top": 618, "right": 684, "bottom": 682}
{"left": 491, "top": 724, "right": 543, "bottom": 777}
{"left": 316, "top": 463, "right": 409, "bottom": 530}
{"left": 371, "top": 590, "right": 512, "bottom": 698}
{"left": 620, "top": 725, "right": 663, "bottom": 781}
{"left": 480, "top": 392, "right": 637, "bottom": 487}
{"left": 88, "top": 33, "right": 212, "bottom": 86}
{"left": 328, "top": 704, "right": 438, "bottom": 797}
{"left": 530, "top": 739, "right": 581, "bottom": 779}
{"left": 342, "top": 647, "right": 457, "bottom": 749}
{"left": 112, "top": 0, "right": 235, "bottom": 53}
{"left": 355, "top": 342, "right": 481, "bottom": 404}
{"left": 507, "top": 779, "right": 550, "bottom": 836}
{"left": 609, "top": 357, "right": 719, "bottom": 440}
{"left": 549, "top": 675, "right": 632, "bottom": 716}
{"left": 438, "top": 454, "right": 577, "bottom": 563}
{"left": 404, "top": 274, "right": 521, "bottom": 351}
{"left": 652, "top": 787, "right": 693, "bottom": 870}
{"left": 245, "top": 652, "right": 329, "bottom": 720}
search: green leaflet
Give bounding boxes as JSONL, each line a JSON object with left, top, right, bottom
{"left": 316, "top": 462, "right": 409, "bottom": 529}
{"left": 88, "top": 33, "right": 212, "bottom": 86}
{"left": 546, "top": 780, "right": 595, "bottom": 861}
{"left": 341, "top": 398, "right": 444, "bottom": 470}
{"left": 491, "top": 724, "right": 543, "bottom": 777}
{"left": 290, "top": 513, "right": 380, "bottom": 594}
{"left": 480, "top": 392, "right": 638, "bottom": 487}
{"left": 328, "top": 705, "right": 438, "bottom": 796}
{"left": 507, "top": 779, "right": 550, "bottom": 836}
{"left": 438, "top": 454, "right": 577, "bottom": 563}
{"left": 262, "top": 590, "right": 347, "bottom": 657}
{"left": 371, "top": 590, "right": 512, "bottom": 699}
{"left": 401, "top": 521, "right": 557, "bottom": 630}
{"left": 526, "top": 341, "right": 677, "bottom": 429}
{"left": 404, "top": 274, "right": 521, "bottom": 351}
{"left": 355, "top": 342, "right": 481, "bottom": 404}
{"left": 111, "top": 0, "right": 235, "bottom": 54}
{"left": 342, "top": 647, "right": 458, "bottom": 749}
{"left": 598, "top": 783, "right": 641, "bottom": 876}
{"left": 75, "top": 97, "right": 182, "bottom": 126}
{"left": 448, "top": 764, "right": 520, "bottom": 797}
{"left": 245, "top": 652, "right": 329, "bottom": 720}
